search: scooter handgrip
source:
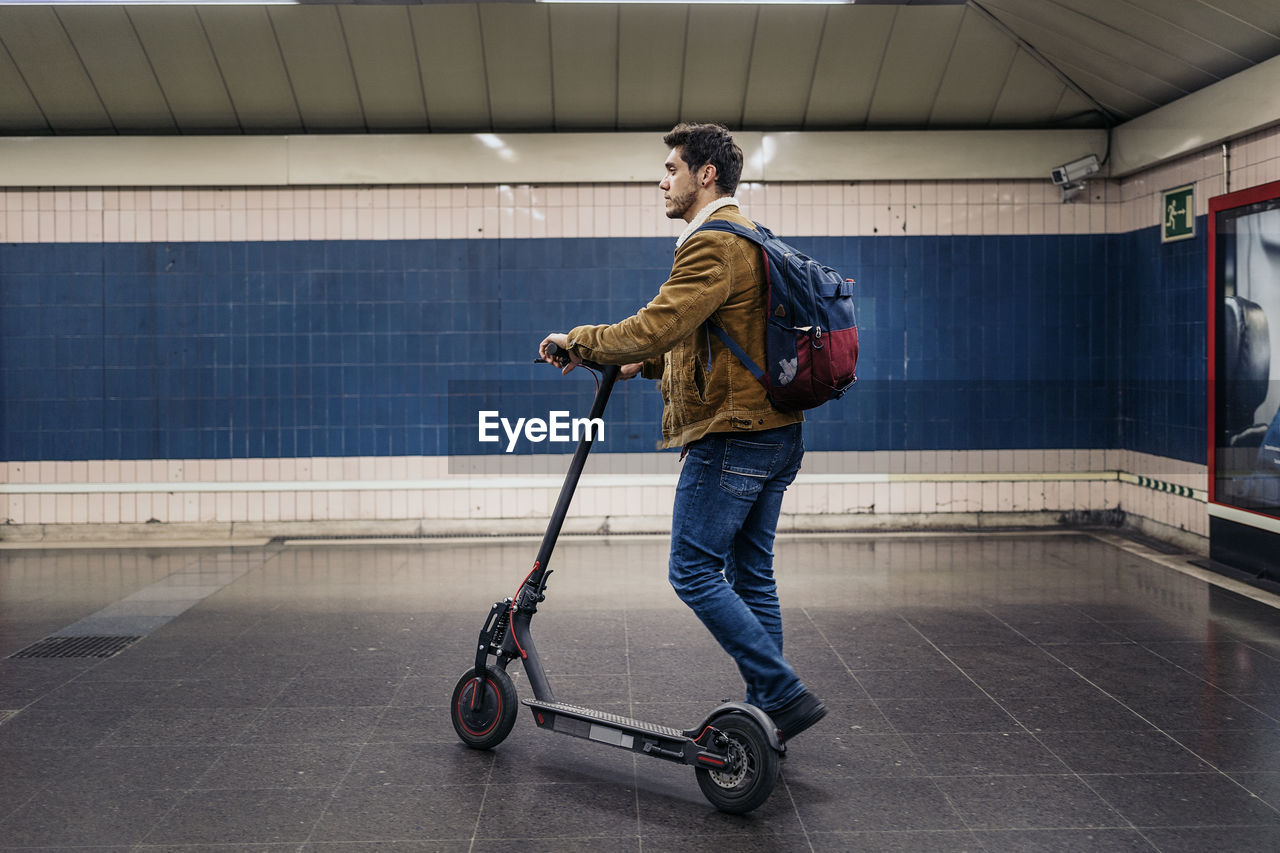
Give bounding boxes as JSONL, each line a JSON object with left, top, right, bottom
{"left": 537, "top": 344, "right": 604, "bottom": 372}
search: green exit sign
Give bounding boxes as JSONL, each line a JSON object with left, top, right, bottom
{"left": 1162, "top": 184, "right": 1195, "bottom": 242}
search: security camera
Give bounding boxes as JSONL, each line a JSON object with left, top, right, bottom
{"left": 1051, "top": 154, "right": 1101, "bottom": 186}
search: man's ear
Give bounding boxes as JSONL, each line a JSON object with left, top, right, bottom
{"left": 702, "top": 164, "right": 718, "bottom": 188}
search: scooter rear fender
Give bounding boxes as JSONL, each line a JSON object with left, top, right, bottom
{"left": 687, "top": 701, "right": 786, "bottom": 755}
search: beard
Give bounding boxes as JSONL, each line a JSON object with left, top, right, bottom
{"left": 664, "top": 185, "right": 697, "bottom": 220}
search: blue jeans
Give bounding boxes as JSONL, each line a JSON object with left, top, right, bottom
{"left": 668, "top": 423, "right": 805, "bottom": 712}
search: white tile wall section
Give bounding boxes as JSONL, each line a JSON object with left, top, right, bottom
{"left": 6, "top": 128, "right": 1280, "bottom": 541}
{"left": 1, "top": 450, "right": 1208, "bottom": 543}
{"left": 0, "top": 180, "right": 1118, "bottom": 244}
{"left": 8, "top": 139, "right": 1274, "bottom": 247}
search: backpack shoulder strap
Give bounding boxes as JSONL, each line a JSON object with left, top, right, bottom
{"left": 693, "top": 219, "right": 766, "bottom": 245}
{"left": 692, "top": 219, "right": 769, "bottom": 383}
{"left": 707, "top": 322, "right": 765, "bottom": 383}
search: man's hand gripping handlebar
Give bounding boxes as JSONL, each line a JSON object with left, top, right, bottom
{"left": 536, "top": 335, "right": 592, "bottom": 374}
{"left": 537, "top": 334, "right": 643, "bottom": 380}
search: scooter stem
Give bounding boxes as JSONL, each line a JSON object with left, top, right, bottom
{"left": 524, "top": 362, "right": 621, "bottom": 595}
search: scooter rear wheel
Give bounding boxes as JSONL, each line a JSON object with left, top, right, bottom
{"left": 694, "top": 712, "right": 779, "bottom": 814}
{"left": 451, "top": 665, "right": 518, "bottom": 749}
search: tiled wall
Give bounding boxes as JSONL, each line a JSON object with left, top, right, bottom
{"left": 0, "top": 234, "right": 1125, "bottom": 462}
{"left": 4, "top": 126, "right": 1280, "bottom": 542}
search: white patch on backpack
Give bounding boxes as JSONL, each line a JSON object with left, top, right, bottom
{"left": 777, "top": 357, "right": 797, "bottom": 386}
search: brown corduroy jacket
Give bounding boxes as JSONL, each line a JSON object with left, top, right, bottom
{"left": 567, "top": 204, "right": 803, "bottom": 449}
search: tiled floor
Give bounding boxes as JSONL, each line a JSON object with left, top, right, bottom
{"left": 0, "top": 531, "right": 1278, "bottom": 851}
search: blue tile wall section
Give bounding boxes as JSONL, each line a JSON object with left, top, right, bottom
{"left": 1116, "top": 221, "right": 1208, "bottom": 464}
{"left": 0, "top": 229, "right": 1204, "bottom": 463}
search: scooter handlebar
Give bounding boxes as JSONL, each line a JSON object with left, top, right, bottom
{"left": 535, "top": 343, "right": 606, "bottom": 373}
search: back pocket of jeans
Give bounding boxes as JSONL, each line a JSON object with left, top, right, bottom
{"left": 720, "top": 438, "right": 780, "bottom": 497}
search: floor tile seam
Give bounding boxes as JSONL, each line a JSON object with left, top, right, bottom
{"left": 777, "top": 770, "right": 817, "bottom": 852}
{"left": 183, "top": 781, "right": 494, "bottom": 791}
{"left": 888, "top": 616, "right": 1062, "bottom": 751}
{"left": 0, "top": 782, "right": 52, "bottom": 840}
{"left": 129, "top": 703, "right": 291, "bottom": 848}
{"left": 907, "top": 774, "right": 982, "bottom": 839}
{"left": 962, "top": 829, "right": 1163, "bottom": 853}
{"left": 980, "top": 608, "right": 1280, "bottom": 834}
{"left": 5, "top": 660, "right": 104, "bottom": 718}
{"left": 796, "top": 607, "right": 889, "bottom": 727}
{"left": 1136, "top": 643, "right": 1280, "bottom": 726}
{"left": 919, "top": 770, "right": 1245, "bottom": 780}
{"left": 619, "top": 610, "right": 647, "bottom": 844}
{"left": 1121, "top": 820, "right": 1280, "bottom": 829}
{"left": 798, "top": 828, "right": 1007, "bottom": 836}
{"left": 983, "top": 609, "right": 1280, "bottom": 815}
{"left": 1240, "top": 641, "right": 1280, "bottom": 664}
{"left": 140, "top": 663, "right": 310, "bottom": 808}
{"left": 129, "top": 782, "right": 334, "bottom": 850}
{"left": 621, "top": 609, "right": 635, "bottom": 719}
{"left": 899, "top": 613, "right": 1149, "bottom": 838}
{"left": 295, "top": 664, "right": 431, "bottom": 849}
{"left": 889, "top": 727, "right": 1104, "bottom": 735}
{"left": 972, "top": 607, "right": 1244, "bottom": 799}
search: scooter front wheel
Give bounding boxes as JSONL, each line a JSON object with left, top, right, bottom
{"left": 451, "top": 665, "right": 518, "bottom": 749}
{"left": 695, "top": 712, "right": 780, "bottom": 814}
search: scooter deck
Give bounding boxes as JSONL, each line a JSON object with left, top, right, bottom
{"left": 524, "top": 698, "right": 684, "bottom": 740}
{"left": 523, "top": 698, "right": 723, "bottom": 767}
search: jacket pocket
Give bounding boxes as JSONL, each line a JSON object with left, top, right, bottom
{"left": 720, "top": 437, "right": 781, "bottom": 497}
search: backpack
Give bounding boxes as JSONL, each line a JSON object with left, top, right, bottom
{"left": 694, "top": 220, "right": 859, "bottom": 411}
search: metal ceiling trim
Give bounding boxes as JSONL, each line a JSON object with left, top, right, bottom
{"left": 965, "top": 0, "right": 1118, "bottom": 126}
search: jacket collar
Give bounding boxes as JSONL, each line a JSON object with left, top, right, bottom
{"left": 675, "top": 196, "right": 741, "bottom": 249}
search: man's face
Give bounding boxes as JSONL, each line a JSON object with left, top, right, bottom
{"left": 660, "top": 147, "right": 700, "bottom": 222}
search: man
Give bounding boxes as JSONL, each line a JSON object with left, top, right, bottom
{"left": 539, "top": 123, "right": 825, "bottom": 742}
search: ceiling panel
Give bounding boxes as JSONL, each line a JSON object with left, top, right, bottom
{"left": 128, "top": 7, "right": 239, "bottom": 134}
{"left": 1051, "top": 58, "right": 1162, "bottom": 121}
{"left": 1207, "top": 0, "right": 1280, "bottom": 38}
{"left": 549, "top": 4, "right": 617, "bottom": 130}
{"left": 867, "top": 6, "right": 966, "bottom": 126}
{"left": 985, "top": 0, "right": 1217, "bottom": 95}
{"left": 616, "top": 4, "right": 685, "bottom": 130}
{"left": 1049, "top": 86, "right": 1100, "bottom": 127}
{"left": 340, "top": 6, "right": 427, "bottom": 132}
{"left": 197, "top": 6, "right": 301, "bottom": 133}
{"left": 58, "top": 6, "right": 176, "bottom": 134}
{"left": 0, "top": 2, "right": 1276, "bottom": 139}
{"left": 0, "top": 7, "right": 109, "bottom": 132}
{"left": 1045, "top": 0, "right": 1244, "bottom": 81}
{"left": 740, "top": 5, "right": 827, "bottom": 128}
{"left": 0, "top": 39, "right": 47, "bottom": 133}
{"left": 804, "top": 5, "right": 899, "bottom": 128}
{"left": 410, "top": 4, "right": 489, "bottom": 131}
{"left": 680, "top": 5, "right": 757, "bottom": 127}
{"left": 479, "top": 3, "right": 552, "bottom": 131}
{"left": 269, "top": 6, "right": 365, "bottom": 132}
{"left": 929, "top": 7, "right": 1019, "bottom": 127}
{"left": 1126, "top": 0, "right": 1280, "bottom": 63}
{"left": 982, "top": 3, "right": 1182, "bottom": 119}
{"left": 987, "top": 50, "right": 1072, "bottom": 127}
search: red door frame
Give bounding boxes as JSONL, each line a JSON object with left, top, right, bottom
{"left": 1207, "top": 178, "right": 1280, "bottom": 517}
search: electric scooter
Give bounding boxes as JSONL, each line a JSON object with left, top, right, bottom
{"left": 449, "top": 345, "right": 784, "bottom": 814}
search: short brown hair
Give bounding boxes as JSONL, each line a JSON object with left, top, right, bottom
{"left": 663, "top": 123, "right": 743, "bottom": 196}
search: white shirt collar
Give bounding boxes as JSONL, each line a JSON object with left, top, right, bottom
{"left": 675, "top": 196, "right": 741, "bottom": 249}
